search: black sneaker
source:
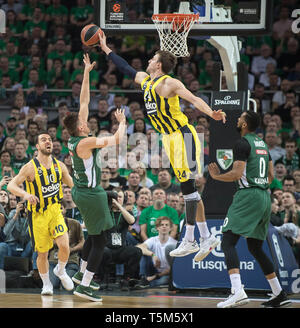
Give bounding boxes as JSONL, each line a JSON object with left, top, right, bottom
{"left": 135, "top": 277, "right": 150, "bottom": 289}
{"left": 261, "top": 290, "right": 292, "bottom": 308}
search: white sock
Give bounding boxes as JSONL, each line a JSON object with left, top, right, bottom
{"left": 197, "top": 221, "right": 210, "bottom": 239}
{"left": 268, "top": 277, "right": 282, "bottom": 296}
{"left": 80, "top": 259, "right": 87, "bottom": 273}
{"left": 81, "top": 269, "right": 94, "bottom": 287}
{"left": 56, "top": 260, "right": 67, "bottom": 276}
{"left": 40, "top": 272, "right": 52, "bottom": 287}
{"left": 184, "top": 225, "right": 195, "bottom": 242}
{"left": 230, "top": 273, "right": 242, "bottom": 293}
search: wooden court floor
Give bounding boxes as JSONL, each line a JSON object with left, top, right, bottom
{"left": 0, "top": 288, "right": 300, "bottom": 308}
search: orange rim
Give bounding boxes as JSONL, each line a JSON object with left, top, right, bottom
{"left": 152, "top": 13, "right": 199, "bottom": 23}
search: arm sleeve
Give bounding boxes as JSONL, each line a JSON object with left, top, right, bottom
{"left": 108, "top": 52, "right": 137, "bottom": 80}
{"left": 233, "top": 138, "right": 251, "bottom": 162}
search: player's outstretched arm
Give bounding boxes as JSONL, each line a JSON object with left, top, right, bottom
{"left": 76, "top": 109, "right": 127, "bottom": 159}
{"left": 98, "top": 31, "right": 148, "bottom": 85}
{"left": 59, "top": 161, "right": 74, "bottom": 188}
{"left": 170, "top": 78, "right": 226, "bottom": 123}
{"left": 208, "top": 161, "right": 245, "bottom": 182}
{"left": 78, "top": 53, "right": 96, "bottom": 123}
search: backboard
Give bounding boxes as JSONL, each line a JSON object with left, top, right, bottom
{"left": 95, "top": 0, "right": 273, "bottom": 36}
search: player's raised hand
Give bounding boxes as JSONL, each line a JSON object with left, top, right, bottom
{"left": 83, "top": 53, "right": 96, "bottom": 72}
{"left": 211, "top": 110, "right": 226, "bottom": 123}
{"left": 98, "top": 31, "right": 111, "bottom": 54}
{"left": 114, "top": 108, "right": 126, "bottom": 124}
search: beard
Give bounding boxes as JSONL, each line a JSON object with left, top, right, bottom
{"left": 40, "top": 148, "right": 52, "bottom": 156}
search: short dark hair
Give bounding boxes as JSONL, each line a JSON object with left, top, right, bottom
{"left": 63, "top": 112, "right": 79, "bottom": 137}
{"left": 282, "top": 175, "right": 296, "bottom": 185}
{"left": 37, "top": 131, "right": 51, "bottom": 143}
{"left": 244, "top": 111, "right": 261, "bottom": 132}
{"left": 155, "top": 50, "right": 177, "bottom": 74}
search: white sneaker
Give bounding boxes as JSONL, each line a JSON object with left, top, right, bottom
{"left": 169, "top": 239, "right": 200, "bottom": 257}
{"left": 41, "top": 284, "right": 53, "bottom": 296}
{"left": 217, "top": 286, "right": 249, "bottom": 308}
{"left": 53, "top": 265, "right": 74, "bottom": 291}
{"left": 193, "top": 234, "right": 220, "bottom": 262}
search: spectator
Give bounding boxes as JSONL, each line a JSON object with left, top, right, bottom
{"left": 0, "top": 123, "right": 5, "bottom": 150}
{"left": 93, "top": 99, "right": 111, "bottom": 131}
{"left": 282, "top": 175, "right": 300, "bottom": 201}
{"left": 89, "top": 82, "right": 115, "bottom": 110}
{"left": 252, "top": 83, "right": 271, "bottom": 114}
{"left": 272, "top": 6, "right": 293, "bottom": 40}
{"left": 49, "top": 204, "right": 84, "bottom": 289}
{"left": 274, "top": 89, "right": 298, "bottom": 126}
{"left": 292, "top": 169, "right": 300, "bottom": 193}
{"left": 139, "top": 188, "right": 179, "bottom": 241}
{"left": 135, "top": 162, "right": 154, "bottom": 189}
{"left": 100, "top": 168, "right": 115, "bottom": 191}
{"left": 124, "top": 170, "right": 142, "bottom": 196}
{"left": 0, "top": 203, "right": 8, "bottom": 269}
{"left": 23, "top": 7, "right": 47, "bottom": 39}
{"left": 26, "top": 121, "right": 39, "bottom": 155}
{"left": 47, "top": 58, "right": 70, "bottom": 88}
{"left": 2, "top": 1, "right": 23, "bottom": 14}
{"left": 1, "top": 200, "right": 32, "bottom": 264}
{"left": 62, "top": 187, "right": 84, "bottom": 230}
{"left": 2, "top": 137, "right": 16, "bottom": 157}
{"left": 270, "top": 195, "right": 283, "bottom": 226}
{"left": 52, "top": 140, "right": 65, "bottom": 161}
{"left": 288, "top": 61, "right": 300, "bottom": 91}
{"left": 275, "top": 138, "right": 300, "bottom": 173}
{"left": 87, "top": 116, "right": 99, "bottom": 137}
{"left": 12, "top": 142, "right": 29, "bottom": 173}
{"left": 277, "top": 37, "right": 300, "bottom": 77}
{"left": 107, "top": 157, "right": 127, "bottom": 189}
{"left": 264, "top": 131, "right": 286, "bottom": 164}
{"left": 47, "top": 124, "right": 57, "bottom": 141}
{"left": 150, "top": 168, "right": 181, "bottom": 194}
{"left": 97, "top": 189, "right": 142, "bottom": 290}
{"left": 280, "top": 191, "right": 300, "bottom": 227}
{"left": 26, "top": 81, "right": 52, "bottom": 107}
{"left": 48, "top": 102, "right": 69, "bottom": 140}
{"left": 251, "top": 44, "right": 277, "bottom": 79}
{"left": 274, "top": 162, "right": 287, "bottom": 184}
{"left": 4, "top": 116, "right": 17, "bottom": 138}
{"left": 259, "top": 62, "right": 280, "bottom": 88}
{"left": 166, "top": 192, "right": 180, "bottom": 214}
{"left": 45, "top": 0, "right": 68, "bottom": 26}
{"left": 136, "top": 216, "right": 177, "bottom": 288}
{"left": 47, "top": 38, "right": 73, "bottom": 72}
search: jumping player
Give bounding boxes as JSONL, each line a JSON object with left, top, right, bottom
{"left": 98, "top": 32, "right": 226, "bottom": 261}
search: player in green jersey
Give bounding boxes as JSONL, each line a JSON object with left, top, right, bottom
{"left": 63, "top": 54, "right": 126, "bottom": 301}
{"left": 209, "top": 111, "right": 291, "bottom": 308}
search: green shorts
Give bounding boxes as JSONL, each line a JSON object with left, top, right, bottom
{"left": 71, "top": 186, "right": 113, "bottom": 235}
{"left": 222, "top": 187, "right": 271, "bottom": 240}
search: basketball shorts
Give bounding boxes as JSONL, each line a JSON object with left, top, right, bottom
{"left": 28, "top": 202, "right": 68, "bottom": 253}
{"left": 71, "top": 185, "right": 114, "bottom": 235}
{"left": 222, "top": 187, "right": 271, "bottom": 240}
{"left": 162, "top": 124, "right": 202, "bottom": 183}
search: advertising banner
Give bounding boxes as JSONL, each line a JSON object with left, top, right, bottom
{"left": 172, "top": 220, "right": 300, "bottom": 292}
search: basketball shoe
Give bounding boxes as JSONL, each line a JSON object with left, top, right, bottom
{"left": 193, "top": 234, "right": 220, "bottom": 262}
{"left": 169, "top": 239, "right": 199, "bottom": 257}
{"left": 74, "top": 285, "right": 102, "bottom": 302}
{"left": 217, "top": 286, "right": 249, "bottom": 308}
{"left": 261, "top": 290, "right": 291, "bottom": 308}
{"left": 72, "top": 271, "right": 100, "bottom": 290}
{"left": 53, "top": 265, "right": 74, "bottom": 291}
{"left": 41, "top": 284, "right": 53, "bottom": 296}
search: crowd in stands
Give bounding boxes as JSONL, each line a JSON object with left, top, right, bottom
{"left": 0, "top": 0, "right": 300, "bottom": 290}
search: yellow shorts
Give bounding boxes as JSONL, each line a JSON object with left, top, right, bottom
{"left": 28, "top": 203, "right": 68, "bottom": 253}
{"left": 162, "top": 124, "right": 202, "bottom": 183}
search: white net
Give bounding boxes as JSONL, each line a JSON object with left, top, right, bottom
{"left": 152, "top": 14, "right": 199, "bottom": 58}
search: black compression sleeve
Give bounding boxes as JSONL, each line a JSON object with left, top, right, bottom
{"left": 108, "top": 52, "right": 137, "bottom": 80}
{"left": 233, "top": 138, "right": 251, "bottom": 162}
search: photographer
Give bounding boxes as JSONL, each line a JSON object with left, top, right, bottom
{"left": 97, "top": 189, "right": 143, "bottom": 290}
{"left": 0, "top": 199, "right": 32, "bottom": 266}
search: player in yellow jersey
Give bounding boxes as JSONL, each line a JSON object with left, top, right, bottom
{"left": 7, "top": 133, "right": 75, "bottom": 295}
{"left": 99, "top": 32, "right": 226, "bottom": 260}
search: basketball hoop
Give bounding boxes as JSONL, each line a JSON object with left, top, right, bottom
{"left": 152, "top": 13, "right": 199, "bottom": 57}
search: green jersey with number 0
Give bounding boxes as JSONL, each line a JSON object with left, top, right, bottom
{"left": 238, "top": 133, "right": 270, "bottom": 190}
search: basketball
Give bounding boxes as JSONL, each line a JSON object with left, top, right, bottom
{"left": 81, "top": 24, "right": 103, "bottom": 47}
